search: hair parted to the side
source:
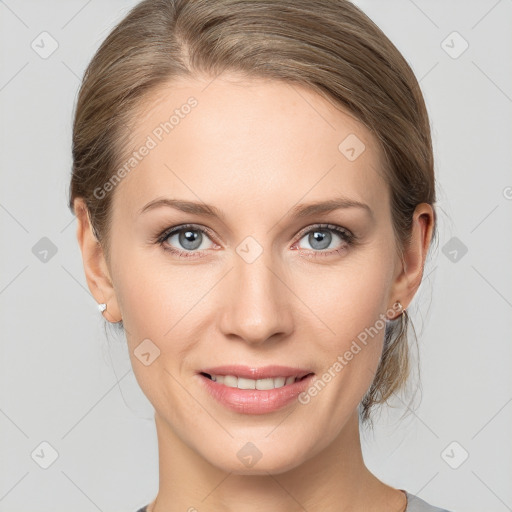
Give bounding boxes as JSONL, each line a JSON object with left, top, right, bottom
{"left": 68, "top": 0, "right": 437, "bottom": 426}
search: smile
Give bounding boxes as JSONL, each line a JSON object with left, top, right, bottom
{"left": 201, "top": 373, "right": 311, "bottom": 390}
{"left": 197, "top": 365, "right": 315, "bottom": 414}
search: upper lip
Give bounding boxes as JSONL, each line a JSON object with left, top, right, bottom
{"left": 199, "top": 365, "right": 314, "bottom": 380}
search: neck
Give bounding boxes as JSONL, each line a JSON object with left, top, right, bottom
{"left": 147, "top": 409, "right": 406, "bottom": 512}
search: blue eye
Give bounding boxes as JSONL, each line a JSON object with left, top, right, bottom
{"left": 155, "top": 223, "right": 356, "bottom": 259}
{"left": 293, "top": 223, "right": 355, "bottom": 258}
{"left": 157, "top": 224, "right": 216, "bottom": 258}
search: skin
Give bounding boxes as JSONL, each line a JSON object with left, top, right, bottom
{"left": 74, "top": 73, "right": 434, "bottom": 512}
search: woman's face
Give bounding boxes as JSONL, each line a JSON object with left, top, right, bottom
{"left": 102, "top": 74, "right": 407, "bottom": 474}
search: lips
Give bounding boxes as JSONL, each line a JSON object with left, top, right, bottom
{"left": 197, "top": 365, "right": 315, "bottom": 414}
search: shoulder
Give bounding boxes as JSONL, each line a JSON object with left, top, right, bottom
{"left": 405, "top": 491, "right": 452, "bottom": 512}
{"left": 135, "top": 507, "right": 147, "bottom": 512}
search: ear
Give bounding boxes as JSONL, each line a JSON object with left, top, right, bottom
{"left": 388, "top": 203, "right": 435, "bottom": 317}
{"left": 73, "top": 198, "right": 122, "bottom": 323}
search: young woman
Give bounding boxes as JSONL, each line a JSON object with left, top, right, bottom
{"left": 69, "top": 1, "right": 451, "bottom": 510}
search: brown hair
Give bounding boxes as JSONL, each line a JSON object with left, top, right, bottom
{"left": 68, "top": 0, "right": 437, "bottom": 425}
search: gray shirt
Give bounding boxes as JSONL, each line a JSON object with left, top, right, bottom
{"left": 136, "top": 491, "right": 452, "bottom": 511}
{"left": 404, "top": 491, "right": 452, "bottom": 511}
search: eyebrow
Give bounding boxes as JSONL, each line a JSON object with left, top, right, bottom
{"left": 290, "top": 198, "right": 373, "bottom": 220}
{"left": 138, "top": 196, "right": 373, "bottom": 220}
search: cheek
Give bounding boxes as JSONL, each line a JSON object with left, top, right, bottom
{"left": 300, "top": 251, "right": 393, "bottom": 345}
{"left": 297, "top": 249, "right": 394, "bottom": 399}
{"left": 111, "top": 247, "right": 211, "bottom": 390}
{"left": 112, "top": 244, "right": 189, "bottom": 339}
{"left": 114, "top": 256, "right": 198, "bottom": 421}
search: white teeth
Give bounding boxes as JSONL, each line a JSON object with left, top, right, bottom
{"left": 256, "top": 378, "right": 274, "bottom": 390}
{"left": 237, "top": 377, "right": 256, "bottom": 389}
{"left": 223, "top": 375, "right": 238, "bottom": 387}
{"left": 273, "top": 377, "right": 286, "bottom": 388}
{"left": 208, "top": 374, "right": 300, "bottom": 390}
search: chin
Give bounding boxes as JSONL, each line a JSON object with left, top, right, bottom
{"left": 199, "top": 437, "right": 313, "bottom": 476}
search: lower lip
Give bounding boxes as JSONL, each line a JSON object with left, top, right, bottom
{"left": 198, "top": 373, "right": 315, "bottom": 414}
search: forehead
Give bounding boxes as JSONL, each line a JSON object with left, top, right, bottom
{"left": 112, "top": 74, "right": 388, "bottom": 220}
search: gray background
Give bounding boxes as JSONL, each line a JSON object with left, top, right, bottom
{"left": 1, "top": 1, "right": 511, "bottom": 511}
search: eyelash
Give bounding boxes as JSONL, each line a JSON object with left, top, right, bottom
{"left": 154, "top": 223, "right": 357, "bottom": 260}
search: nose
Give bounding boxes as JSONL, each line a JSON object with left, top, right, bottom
{"left": 218, "top": 247, "right": 294, "bottom": 346}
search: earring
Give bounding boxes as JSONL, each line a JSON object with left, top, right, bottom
{"left": 98, "top": 303, "right": 107, "bottom": 313}
{"left": 393, "top": 301, "right": 406, "bottom": 318}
